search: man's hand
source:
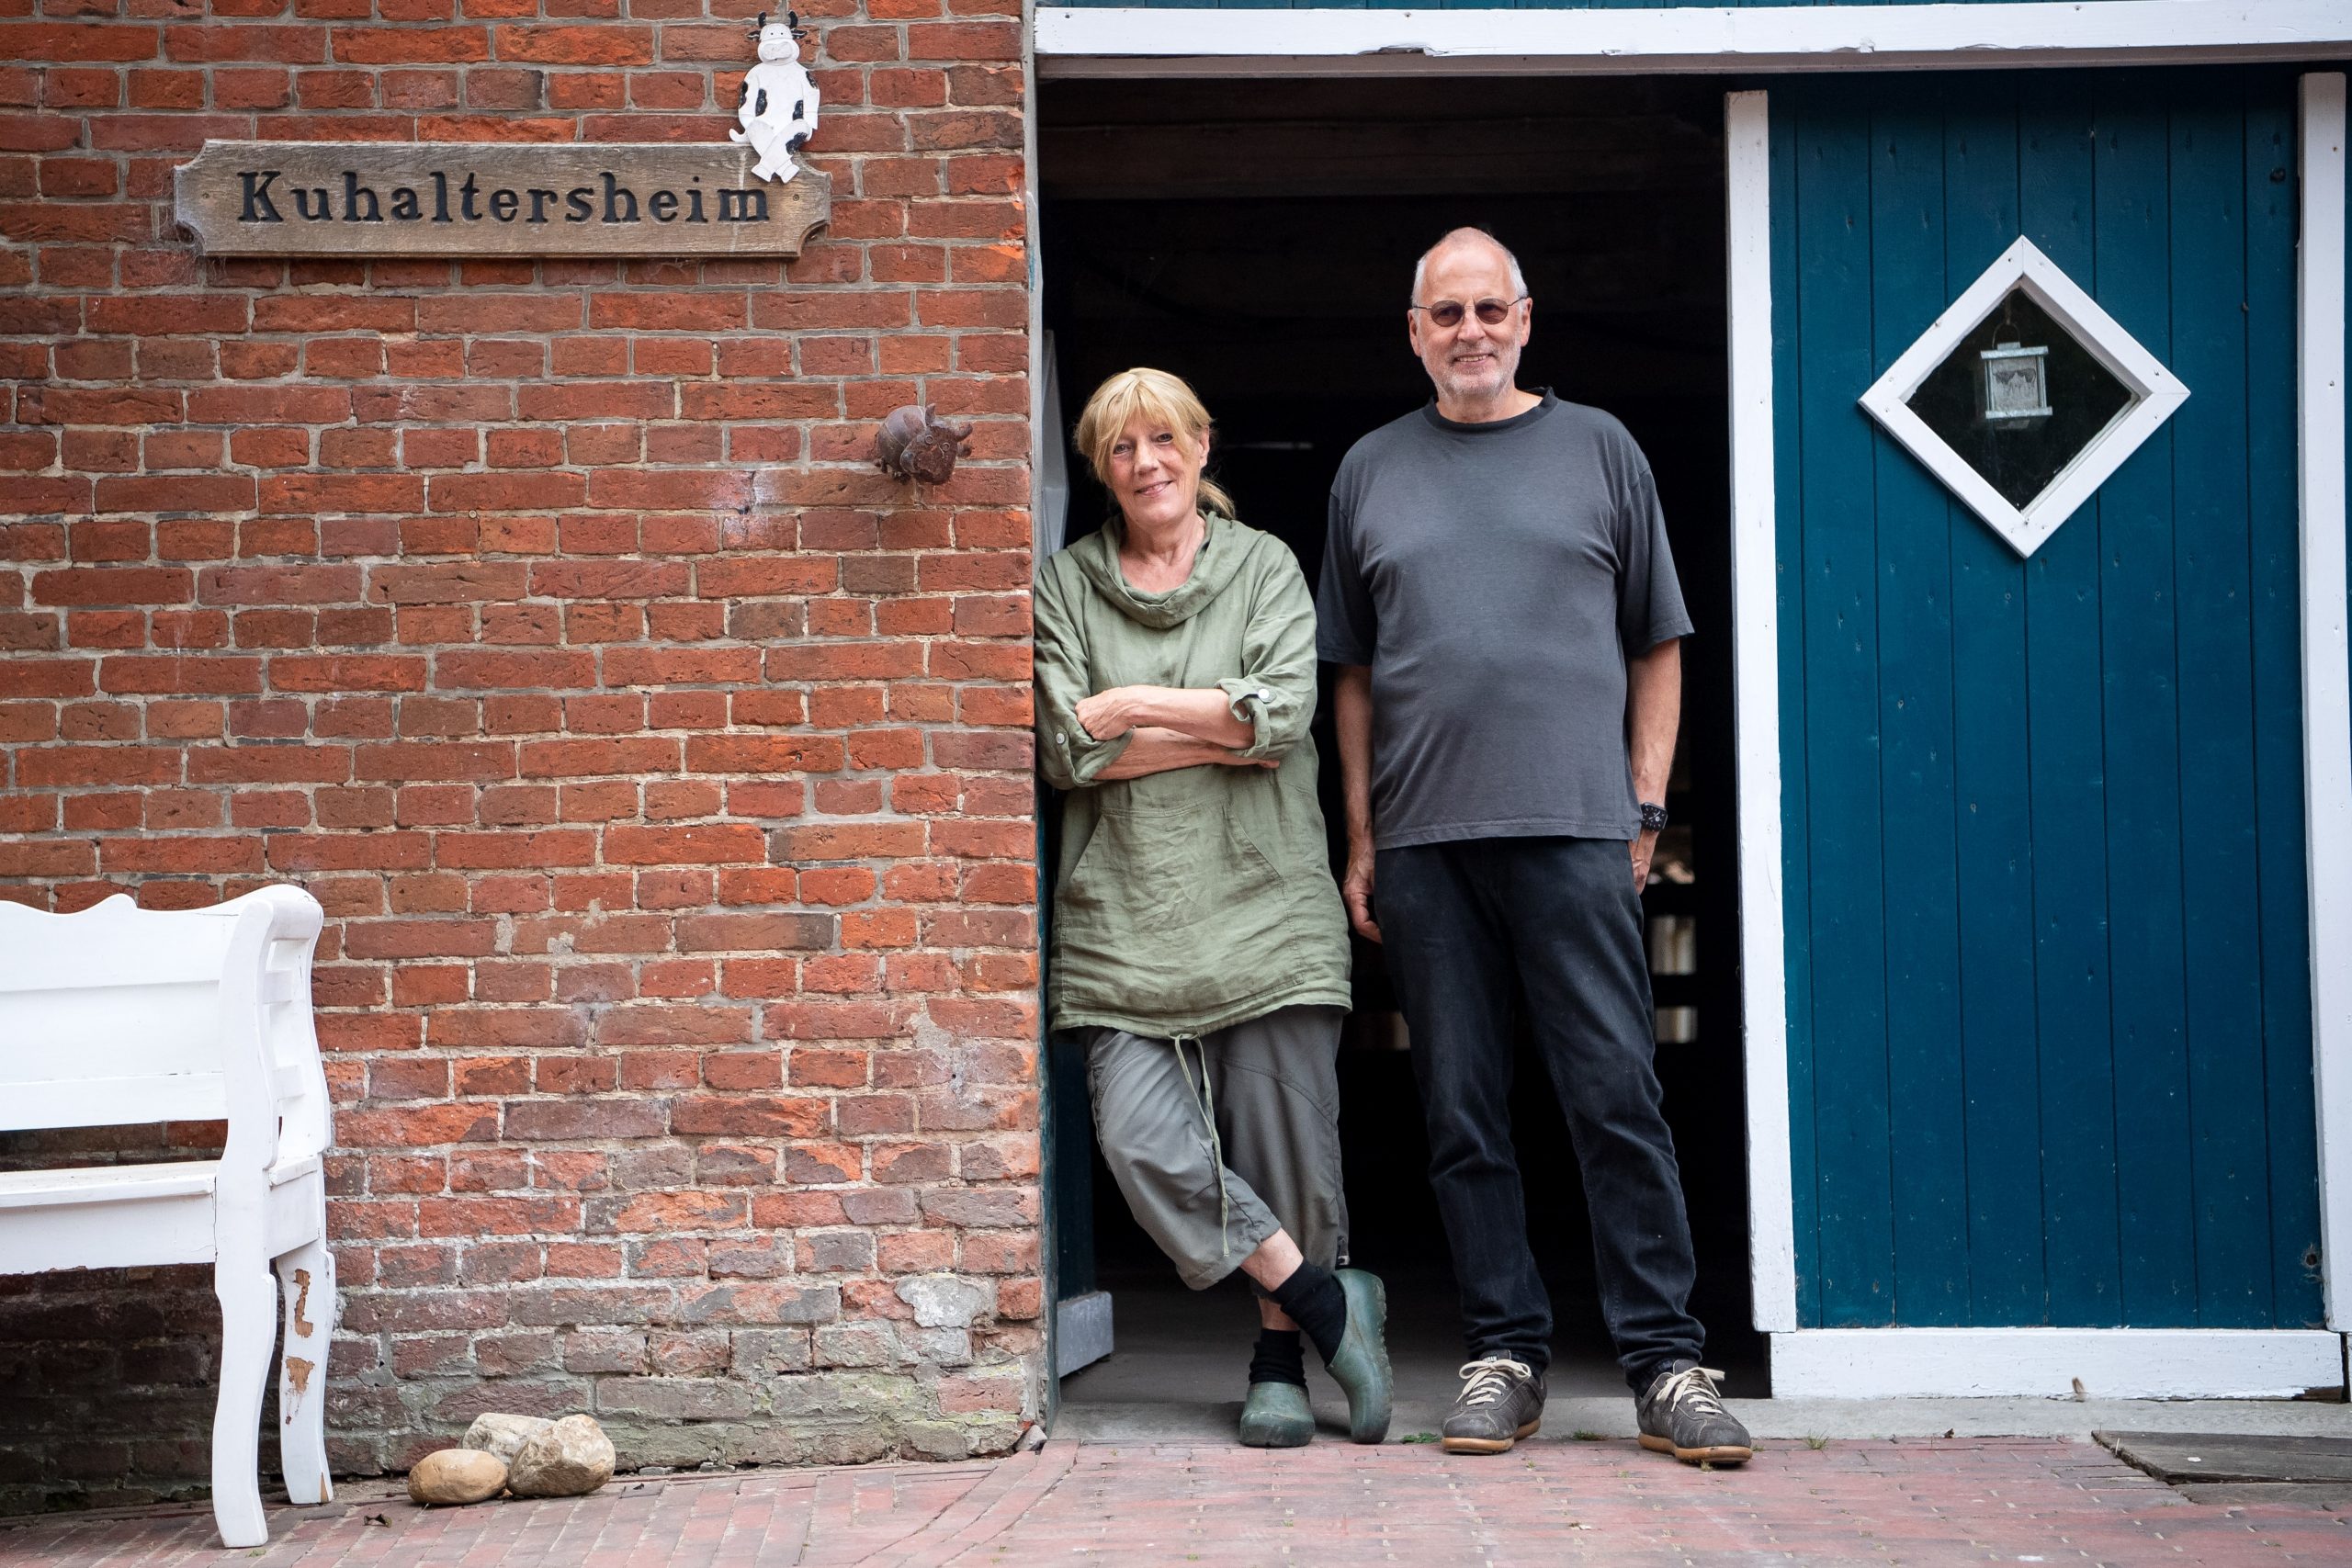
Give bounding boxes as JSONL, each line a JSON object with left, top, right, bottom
{"left": 1343, "top": 846, "right": 1381, "bottom": 943}
{"left": 1074, "top": 686, "right": 1139, "bottom": 741}
{"left": 1332, "top": 667, "right": 1379, "bottom": 940}
{"left": 1625, "top": 640, "right": 1679, "bottom": 895}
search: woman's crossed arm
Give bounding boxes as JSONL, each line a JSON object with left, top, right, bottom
{"left": 1092, "top": 724, "right": 1274, "bottom": 781}
{"left": 1074, "top": 686, "right": 1255, "bottom": 750}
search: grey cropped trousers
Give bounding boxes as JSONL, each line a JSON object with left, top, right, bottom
{"left": 1080, "top": 1004, "right": 1349, "bottom": 1291}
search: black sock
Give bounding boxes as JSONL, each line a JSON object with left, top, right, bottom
{"left": 1268, "top": 1261, "right": 1348, "bottom": 1366}
{"left": 1247, "top": 1327, "right": 1306, "bottom": 1388}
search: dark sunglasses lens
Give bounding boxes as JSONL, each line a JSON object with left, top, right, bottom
{"left": 1424, "top": 299, "right": 1516, "bottom": 327}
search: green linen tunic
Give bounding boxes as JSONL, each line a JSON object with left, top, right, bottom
{"left": 1035, "top": 513, "right": 1351, "bottom": 1037}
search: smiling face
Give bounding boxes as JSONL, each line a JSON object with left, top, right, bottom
{"left": 1408, "top": 236, "right": 1532, "bottom": 412}
{"left": 1103, "top": 412, "right": 1209, "bottom": 536}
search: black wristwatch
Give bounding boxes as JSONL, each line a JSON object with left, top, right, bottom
{"left": 1638, "top": 801, "right": 1669, "bottom": 833}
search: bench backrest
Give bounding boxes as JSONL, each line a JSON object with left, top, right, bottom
{"left": 0, "top": 886, "right": 329, "bottom": 1170}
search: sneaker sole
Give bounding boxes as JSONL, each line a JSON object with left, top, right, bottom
{"left": 1440, "top": 1419, "right": 1540, "bottom": 1455}
{"left": 1638, "top": 1434, "right": 1753, "bottom": 1465}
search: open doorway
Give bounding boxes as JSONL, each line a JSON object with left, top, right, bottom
{"left": 1037, "top": 76, "right": 1758, "bottom": 1430}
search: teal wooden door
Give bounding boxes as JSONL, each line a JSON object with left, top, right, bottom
{"left": 1771, "top": 70, "right": 2325, "bottom": 1330}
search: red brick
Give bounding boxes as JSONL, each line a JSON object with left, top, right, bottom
{"left": 669, "top": 1095, "right": 829, "bottom": 1139}
{"left": 330, "top": 26, "right": 491, "bottom": 63}
{"left": 492, "top": 22, "right": 652, "bottom": 63}
{"left": 602, "top": 824, "right": 769, "bottom": 865}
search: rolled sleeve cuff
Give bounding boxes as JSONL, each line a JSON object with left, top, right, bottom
{"left": 1049, "top": 719, "right": 1132, "bottom": 786}
{"left": 1216, "top": 677, "right": 1287, "bottom": 761}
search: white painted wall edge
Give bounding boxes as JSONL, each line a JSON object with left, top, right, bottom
{"left": 2300, "top": 73, "right": 2352, "bottom": 1335}
{"left": 1035, "top": 0, "right": 2352, "bottom": 74}
{"left": 1771, "top": 1329, "right": 2347, "bottom": 1401}
{"left": 1724, "top": 91, "right": 1797, "bottom": 1338}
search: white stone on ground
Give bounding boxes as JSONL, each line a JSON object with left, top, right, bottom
{"left": 507, "top": 1414, "right": 616, "bottom": 1497}
{"left": 461, "top": 1413, "right": 553, "bottom": 1466}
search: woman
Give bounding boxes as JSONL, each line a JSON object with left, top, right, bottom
{"left": 1034, "top": 367, "right": 1391, "bottom": 1448}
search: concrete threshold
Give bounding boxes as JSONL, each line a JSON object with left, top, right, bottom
{"left": 1053, "top": 1386, "right": 2352, "bottom": 1445}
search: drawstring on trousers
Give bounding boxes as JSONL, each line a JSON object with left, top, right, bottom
{"left": 1169, "top": 1032, "right": 1231, "bottom": 1259}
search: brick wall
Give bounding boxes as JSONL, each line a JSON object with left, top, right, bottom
{"left": 0, "top": 0, "right": 1039, "bottom": 1514}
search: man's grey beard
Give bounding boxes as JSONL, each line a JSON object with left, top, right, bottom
{"left": 1440, "top": 356, "right": 1516, "bottom": 399}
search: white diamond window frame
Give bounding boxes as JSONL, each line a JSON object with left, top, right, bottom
{"left": 1858, "top": 236, "right": 2189, "bottom": 558}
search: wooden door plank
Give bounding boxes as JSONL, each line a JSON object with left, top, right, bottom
{"left": 1792, "top": 91, "right": 1897, "bottom": 1327}
{"left": 2167, "top": 81, "right": 2275, "bottom": 1328}
{"left": 1943, "top": 96, "right": 2050, "bottom": 1326}
{"left": 1770, "top": 97, "right": 1824, "bottom": 1329}
{"left": 2093, "top": 75, "right": 2199, "bottom": 1326}
{"left": 2018, "top": 79, "right": 2125, "bottom": 1326}
{"left": 2244, "top": 80, "right": 2327, "bottom": 1329}
{"left": 1867, "top": 95, "right": 1973, "bottom": 1326}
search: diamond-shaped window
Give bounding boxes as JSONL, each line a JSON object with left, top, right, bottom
{"left": 1859, "top": 237, "right": 2188, "bottom": 557}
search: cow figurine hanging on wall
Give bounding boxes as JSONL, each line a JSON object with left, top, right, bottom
{"left": 733, "top": 11, "right": 819, "bottom": 185}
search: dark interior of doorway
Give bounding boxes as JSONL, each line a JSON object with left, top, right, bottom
{"left": 1037, "top": 75, "right": 1762, "bottom": 1421}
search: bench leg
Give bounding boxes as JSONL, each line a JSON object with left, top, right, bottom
{"left": 210, "top": 1264, "right": 276, "bottom": 1549}
{"left": 275, "top": 1237, "right": 336, "bottom": 1506}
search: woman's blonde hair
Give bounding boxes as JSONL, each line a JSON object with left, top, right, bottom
{"left": 1072, "top": 367, "right": 1237, "bottom": 521}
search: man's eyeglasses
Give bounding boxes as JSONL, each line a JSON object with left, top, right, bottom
{"left": 1409, "top": 295, "right": 1528, "bottom": 329}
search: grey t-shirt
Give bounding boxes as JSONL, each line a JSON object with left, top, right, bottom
{"left": 1316, "top": 392, "right": 1691, "bottom": 850}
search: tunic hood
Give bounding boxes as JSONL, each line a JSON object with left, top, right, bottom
{"left": 1067, "top": 512, "right": 1250, "bottom": 630}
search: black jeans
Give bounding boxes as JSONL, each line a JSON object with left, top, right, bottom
{"left": 1376, "top": 835, "right": 1703, "bottom": 1393}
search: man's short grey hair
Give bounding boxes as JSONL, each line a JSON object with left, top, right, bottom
{"left": 1410, "top": 227, "right": 1528, "bottom": 306}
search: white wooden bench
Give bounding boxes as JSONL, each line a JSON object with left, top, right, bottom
{"left": 0, "top": 886, "right": 335, "bottom": 1548}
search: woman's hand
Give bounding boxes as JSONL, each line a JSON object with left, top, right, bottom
{"left": 1074, "top": 686, "right": 1142, "bottom": 741}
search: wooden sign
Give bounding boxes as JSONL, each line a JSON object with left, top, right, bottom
{"left": 174, "top": 141, "right": 830, "bottom": 258}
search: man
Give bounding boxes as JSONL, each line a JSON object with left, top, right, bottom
{"left": 1316, "top": 227, "right": 1750, "bottom": 1464}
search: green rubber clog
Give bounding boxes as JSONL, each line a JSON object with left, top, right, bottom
{"left": 1327, "top": 1269, "right": 1393, "bottom": 1444}
{"left": 1238, "top": 1380, "right": 1315, "bottom": 1448}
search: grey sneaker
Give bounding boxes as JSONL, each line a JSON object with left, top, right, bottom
{"left": 1440, "top": 1357, "right": 1544, "bottom": 1454}
{"left": 1636, "top": 1362, "right": 1752, "bottom": 1465}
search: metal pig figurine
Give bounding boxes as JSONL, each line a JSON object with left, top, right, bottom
{"left": 872, "top": 404, "right": 975, "bottom": 485}
{"left": 732, "top": 11, "right": 819, "bottom": 185}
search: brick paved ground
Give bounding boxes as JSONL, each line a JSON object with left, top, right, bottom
{"left": 4, "top": 1438, "right": 2349, "bottom": 1567}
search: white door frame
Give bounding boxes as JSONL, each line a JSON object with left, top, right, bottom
{"left": 2299, "top": 71, "right": 2352, "bottom": 1349}
{"left": 1724, "top": 90, "right": 1793, "bottom": 1341}
{"left": 1028, "top": 5, "right": 2352, "bottom": 1396}
{"left": 1037, "top": 1, "right": 2352, "bottom": 78}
